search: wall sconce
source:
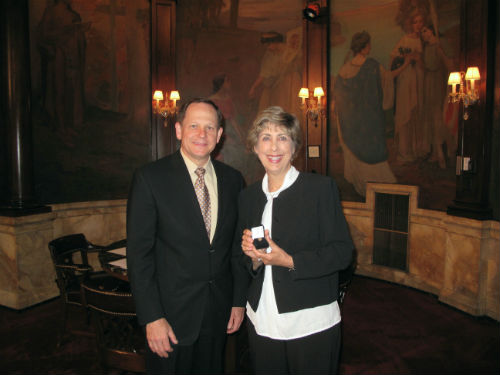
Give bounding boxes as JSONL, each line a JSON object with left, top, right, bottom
{"left": 298, "top": 86, "right": 325, "bottom": 126}
{"left": 448, "top": 67, "right": 480, "bottom": 120}
{"left": 153, "top": 90, "right": 180, "bottom": 125}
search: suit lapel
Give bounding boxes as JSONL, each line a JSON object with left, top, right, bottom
{"left": 212, "top": 161, "right": 224, "bottom": 242}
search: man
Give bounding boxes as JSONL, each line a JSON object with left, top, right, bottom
{"left": 127, "top": 98, "right": 248, "bottom": 374}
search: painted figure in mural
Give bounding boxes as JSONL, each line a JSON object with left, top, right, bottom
{"left": 334, "top": 31, "right": 411, "bottom": 197}
{"left": 390, "top": 10, "right": 425, "bottom": 162}
{"left": 248, "top": 32, "right": 286, "bottom": 114}
{"left": 395, "top": 0, "right": 431, "bottom": 32}
{"left": 37, "top": 0, "right": 88, "bottom": 144}
{"left": 209, "top": 73, "right": 262, "bottom": 182}
{"left": 420, "top": 23, "right": 456, "bottom": 169}
{"left": 127, "top": 98, "right": 248, "bottom": 374}
{"left": 249, "top": 29, "right": 304, "bottom": 119}
{"left": 272, "top": 27, "right": 303, "bottom": 118}
{"left": 238, "top": 106, "right": 353, "bottom": 374}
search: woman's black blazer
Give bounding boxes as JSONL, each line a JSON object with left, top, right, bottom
{"left": 236, "top": 172, "right": 354, "bottom": 314}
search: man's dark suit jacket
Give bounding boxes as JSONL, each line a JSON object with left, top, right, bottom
{"left": 126, "top": 151, "right": 248, "bottom": 345}
{"left": 235, "top": 172, "right": 354, "bottom": 314}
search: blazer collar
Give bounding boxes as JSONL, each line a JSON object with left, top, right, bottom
{"left": 212, "top": 160, "right": 225, "bottom": 242}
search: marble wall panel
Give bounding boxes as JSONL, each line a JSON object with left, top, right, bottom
{"left": 482, "top": 222, "right": 500, "bottom": 319}
{"left": 0, "top": 201, "right": 127, "bottom": 309}
{"left": 409, "top": 215, "right": 446, "bottom": 291}
{"left": 342, "top": 203, "right": 372, "bottom": 266}
{"left": 0, "top": 229, "right": 18, "bottom": 306}
{"left": 343, "top": 183, "right": 500, "bottom": 320}
{"left": 0, "top": 213, "right": 57, "bottom": 309}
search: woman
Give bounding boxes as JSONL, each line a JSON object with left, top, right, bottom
{"left": 335, "top": 30, "right": 410, "bottom": 197}
{"left": 237, "top": 106, "right": 354, "bottom": 374}
{"left": 420, "top": 23, "right": 456, "bottom": 169}
{"left": 390, "top": 10, "right": 425, "bottom": 162}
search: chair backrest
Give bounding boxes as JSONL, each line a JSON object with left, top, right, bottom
{"left": 48, "top": 234, "right": 95, "bottom": 303}
{"left": 48, "top": 233, "right": 91, "bottom": 266}
{"left": 82, "top": 280, "right": 145, "bottom": 373}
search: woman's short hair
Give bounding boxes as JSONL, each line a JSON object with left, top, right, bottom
{"left": 350, "top": 30, "right": 371, "bottom": 54}
{"left": 247, "top": 106, "right": 302, "bottom": 159}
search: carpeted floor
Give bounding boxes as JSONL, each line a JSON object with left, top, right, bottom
{"left": 1, "top": 275, "right": 498, "bottom": 374}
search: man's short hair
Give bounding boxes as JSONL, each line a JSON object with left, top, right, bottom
{"left": 177, "top": 98, "right": 224, "bottom": 128}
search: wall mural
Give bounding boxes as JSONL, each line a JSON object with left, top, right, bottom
{"left": 329, "top": 0, "right": 460, "bottom": 211}
{"left": 176, "top": 0, "right": 304, "bottom": 185}
{"left": 26, "top": 0, "right": 474, "bottom": 214}
{"left": 30, "top": 0, "right": 151, "bottom": 204}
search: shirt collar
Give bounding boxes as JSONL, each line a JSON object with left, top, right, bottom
{"left": 262, "top": 166, "right": 299, "bottom": 199}
{"left": 180, "top": 149, "right": 214, "bottom": 177}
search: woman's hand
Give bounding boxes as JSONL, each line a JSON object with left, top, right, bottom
{"left": 241, "top": 229, "right": 265, "bottom": 270}
{"left": 241, "top": 229, "right": 294, "bottom": 269}
{"left": 259, "top": 230, "right": 294, "bottom": 269}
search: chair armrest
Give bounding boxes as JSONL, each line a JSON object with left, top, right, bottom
{"left": 55, "top": 263, "right": 93, "bottom": 273}
{"left": 102, "top": 239, "right": 127, "bottom": 251}
{"left": 85, "top": 244, "right": 106, "bottom": 253}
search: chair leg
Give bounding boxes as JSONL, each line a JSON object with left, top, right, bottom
{"left": 57, "top": 297, "right": 68, "bottom": 348}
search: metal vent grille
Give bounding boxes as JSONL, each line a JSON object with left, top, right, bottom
{"left": 373, "top": 193, "right": 409, "bottom": 271}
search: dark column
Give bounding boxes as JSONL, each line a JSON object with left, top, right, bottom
{"left": 151, "top": 0, "right": 177, "bottom": 160}
{"left": 447, "top": 0, "right": 494, "bottom": 220}
{"left": 0, "top": 0, "right": 50, "bottom": 216}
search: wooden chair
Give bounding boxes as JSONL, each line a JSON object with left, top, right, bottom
{"left": 48, "top": 233, "right": 110, "bottom": 345}
{"left": 82, "top": 277, "right": 146, "bottom": 374}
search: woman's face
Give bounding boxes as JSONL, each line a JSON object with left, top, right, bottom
{"left": 360, "top": 42, "right": 371, "bottom": 56}
{"left": 222, "top": 76, "right": 231, "bottom": 90}
{"left": 412, "top": 15, "right": 424, "bottom": 33}
{"left": 254, "top": 123, "right": 295, "bottom": 179}
{"left": 421, "top": 26, "right": 433, "bottom": 42}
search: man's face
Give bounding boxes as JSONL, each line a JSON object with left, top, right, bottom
{"left": 175, "top": 102, "right": 223, "bottom": 166}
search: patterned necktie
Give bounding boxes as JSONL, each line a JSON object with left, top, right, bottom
{"left": 194, "top": 167, "right": 211, "bottom": 237}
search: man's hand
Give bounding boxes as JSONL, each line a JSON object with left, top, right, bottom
{"left": 227, "top": 306, "right": 245, "bottom": 334}
{"left": 146, "top": 318, "right": 178, "bottom": 358}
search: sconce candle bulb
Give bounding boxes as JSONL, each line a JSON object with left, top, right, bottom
{"left": 313, "top": 86, "right": 324, "bottom": 107}
{"left": 298, "top": 87, "right": 309, "bottom": 104}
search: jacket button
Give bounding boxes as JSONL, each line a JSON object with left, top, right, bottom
{"left": 209, "top": 247, "right": 215, "bottom": 254}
